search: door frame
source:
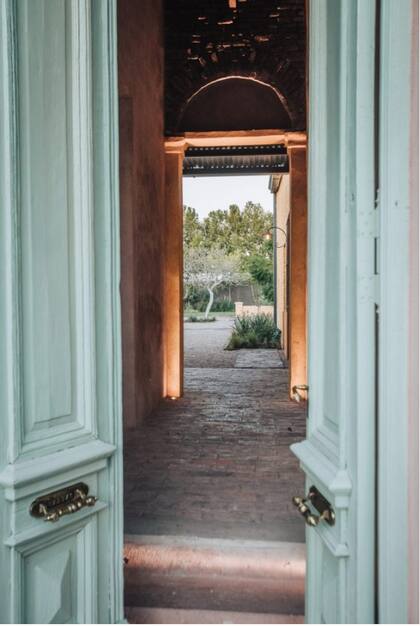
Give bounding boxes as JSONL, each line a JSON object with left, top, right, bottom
{"left": 163, "top": 129, "right": 307, "bottom": 399}
{"left": 377, "top": 1, "right": 419, "bottom": 622}
{"left": 92, "top": 1, "right": 125, "bottom": 620}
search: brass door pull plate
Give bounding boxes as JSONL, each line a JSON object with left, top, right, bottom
{"left": 292, "top": 485, "right": 335, "bottom": 527}
{"left": 30, "top": 482, "right": 97, "bottom": 523}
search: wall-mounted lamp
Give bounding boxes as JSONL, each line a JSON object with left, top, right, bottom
{"left": 292, "top": 384, "right": 309, "bottom": 403}
{"left": 264, "top": 225, "right": 287, "bottom": 249}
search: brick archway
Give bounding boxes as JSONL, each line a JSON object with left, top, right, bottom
{"left": 177, "top": 76, "right": 293, "bottom": 133}
{"left": 165, "top": 0, "right": 306, "bottom": 135}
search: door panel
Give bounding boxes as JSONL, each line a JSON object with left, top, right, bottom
{"left": 17, "top": 0, "right": 96, "bottom": 452}
{"left": 322, "top": 0, "right": 341, "bottom": 434}
{"left": 291, "top": 1, "right": 377, "bottom": 623}
{"left": 0, "top": 1, "right": 123, "bottom": 623}
{"left": 21, "top": 518, "right": 97, "bottom": 624}
{"left": 19, "top": 0, "right": 74, "bottom": 441}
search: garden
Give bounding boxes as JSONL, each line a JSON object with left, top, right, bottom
{"left": 183, "top": 201, "right": 275, "bottom": 321}
{"left": 183, "top": 201, "right": 281, "bottom": 351}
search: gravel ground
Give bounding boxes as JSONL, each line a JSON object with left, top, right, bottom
{"left": 184, "top": 317, "right": 237, "bottom": 368}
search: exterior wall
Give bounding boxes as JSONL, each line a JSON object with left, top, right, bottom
{"left": 118, "top": 0, "right": 165, "bottom": 428}
{"left": 164, "top": 150, "right": 184, "bottom": 398}
{"left": 235, "top": 303, "right": 274, "bottom": 317}
{"left": 288, "top": 146, "right": 307, "bottom": 398}
{"left": 274, "top": 175, "right": 291, "bottom": 353}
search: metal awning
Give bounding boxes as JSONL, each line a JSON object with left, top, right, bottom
{"left": 183, "top": 144, "right": 289, "bottom": 177}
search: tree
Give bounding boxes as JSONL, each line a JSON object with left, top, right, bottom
{"left": 184, "top": 247, "right": 247, "bottom": 318}
{"left": 183, "top": 205, "right": 204, "bottom": 248}
{"left": 246, "top": 254, "right": 274, "bottom": 303}
{"left": 183, "top": 201, "right": 274, "bottom": 309}
{"left": 200, "top": 201, "right": 273, "bottom": 265}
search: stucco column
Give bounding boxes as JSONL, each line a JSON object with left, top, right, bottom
{"left": 288, "top": 146, "right": 307, "bottom": 399}
{"left": 164, "top": 148, "right": 184, "bottom": 398}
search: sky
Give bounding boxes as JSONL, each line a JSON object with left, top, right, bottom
{"left": 183, "top": 175, "right": 273, "bottom": 219}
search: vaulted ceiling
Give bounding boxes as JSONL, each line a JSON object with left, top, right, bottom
{"left": 164, "top": 0, "right": 306, "bottom": 135}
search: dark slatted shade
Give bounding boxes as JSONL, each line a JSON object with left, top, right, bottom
{"left": 183, "top": 144, "right": 289, "bottom": 176}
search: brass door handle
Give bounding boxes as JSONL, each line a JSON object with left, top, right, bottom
{"left": 292, "top": 496, "right": 320, "bottom": 526}
{"left": 30, "top": 482, "right": 98, "bottom": 523}
{"left": 292, "top": 486, "right": 335, "bottom": 527}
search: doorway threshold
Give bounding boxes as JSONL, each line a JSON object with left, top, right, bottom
{"left": 124, "top": 534, "right": 305, "bottom": 621}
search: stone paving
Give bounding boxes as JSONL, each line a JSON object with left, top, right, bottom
{"left": 124, "top": 320, "right": 307, "bottom": 542}
{"left": 234, "top": 348, "right": 284, "bottom": 369}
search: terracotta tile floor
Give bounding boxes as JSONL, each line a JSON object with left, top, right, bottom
{"left": 124, "top": 360, "right": 307, "bottom": 542}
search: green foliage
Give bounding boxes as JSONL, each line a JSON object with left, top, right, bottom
{"left": 183, "top": 201, "right": 273, "bottom": 264}
{"left": 246, "top": 255, "right": 274, "bottom": 303}
{"left": 186, "top": 315, "right": 216, "bottom": 323}
{"left": 184, "top": 285, "right": 208, "bottom": 310}
{"left": 196, "top": 297, "right": 235, "bottom": 313}
{"left": 225, "top": 314, "right": 280, "bottom": 350}
{"left": 184, "top": 247, "right": 246, "bottom": 318}
{"left": 183, "top": 206, "right": 204, "bottom": 248}
{"left": 210, "top": 299, "right": 235, "bottom": 312}
{"left": 184, "top": 285, "right": 235, "bottom": 313}
{"left": 183, "top": 201, "right": 275, "bottom": 310}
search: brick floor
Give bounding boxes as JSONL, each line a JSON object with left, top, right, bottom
{"left": 124, "top": 354, "right": 307, "bottom": 542}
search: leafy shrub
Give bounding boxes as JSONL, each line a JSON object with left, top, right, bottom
{"left": 185, "top": 286, "right": 235, "bottom": 313}
{"left": 225, "top": 314, "right": 280, "bottom": 350}
{"left": 184, "top": 286, "right": 208, "bottom": 310}
{"left": 212, "top": 299, "right": 235, "bottom": 312}
{"left": 225, "top": 332, "right": 243, "bottom": 349}
{"left": 246, "top": 255, "right": 274, "bottom": 303}
{"left": 196, "top": 297, "right": 235, "bottom": 313}
{"left": 186, "top": 315, "right": 216, "bottom": 323}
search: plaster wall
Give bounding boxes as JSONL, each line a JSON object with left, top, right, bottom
{"left": 275, "top": 175, "right": 291, "bottom": 353}
{"left": 288, "top": 147, "right": 307, "bottom": 397}
{"left": 118, "top": 0, "right": 165, "bottom": 428}
{"left": 164, "top": 151, "right": 184, "bottom": 398}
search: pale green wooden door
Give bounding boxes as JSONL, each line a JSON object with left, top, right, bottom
{"left": 291, "top": 1, "right": 378, "bottom": 623}
{"left": 0, "top": 1, "right": 124, "bottom": 623}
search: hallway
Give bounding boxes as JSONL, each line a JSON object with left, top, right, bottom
{"left": 124, "top": 320, "right": 307, "bottom": 621}
{"left": 124, "top": 320, "right": 306, "bottom": 543}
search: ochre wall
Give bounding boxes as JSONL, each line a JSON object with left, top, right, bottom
{"left": 163, "top": 151, "right": 184, "bottom": 398}
{"left": 274, "top": 175, "right": 291, "bottom": 354}
{"left": 288, "top": 146, "right": 307, "bottom": 398}
{"left": 118, "top": 0, "right": 165, "bottom": 428}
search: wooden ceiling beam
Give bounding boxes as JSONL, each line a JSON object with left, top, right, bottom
{"left": 164, "top": 130, "right": 307, "bottom": 153}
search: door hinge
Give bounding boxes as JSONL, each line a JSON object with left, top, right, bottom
{"left": 373, "top": 189, "right": 380, "bottom": 305}
{"left": 359, "top": 199, "right": 380, "bottom": 304}
{"left": 374, "top": 188, "right": 380, "bottom": 276}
